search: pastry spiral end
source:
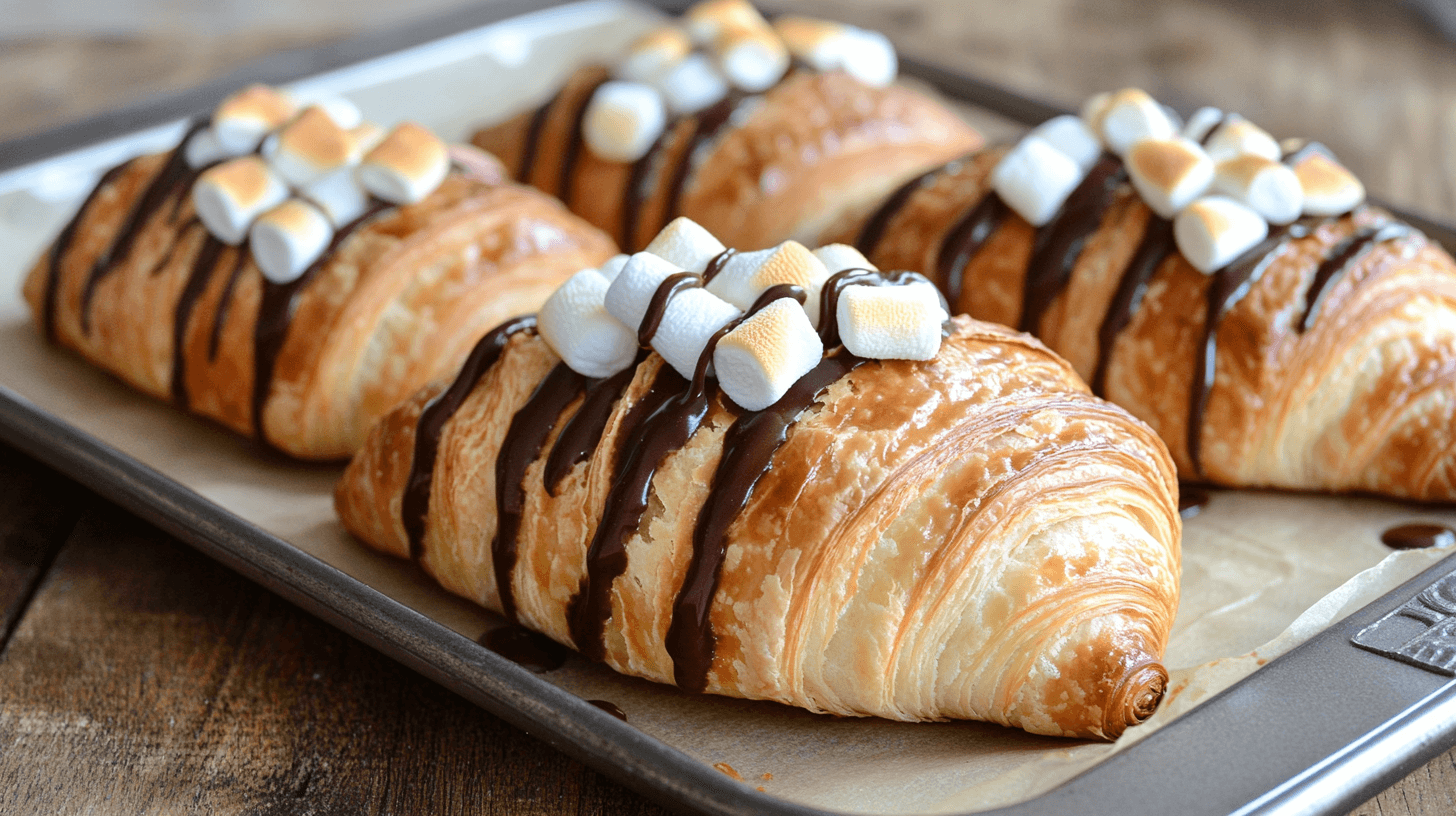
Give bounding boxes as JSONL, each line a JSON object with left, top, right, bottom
{"left": 1104, "top": 660, "right": 1168, "bottom": 740}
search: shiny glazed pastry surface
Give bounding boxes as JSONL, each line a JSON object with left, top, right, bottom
{"left": 336, "top": 316, "right": 1181, "bottom": 739}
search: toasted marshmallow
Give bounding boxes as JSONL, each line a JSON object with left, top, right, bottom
{"left": 192, "top": 156, "right": 290, "bottom": 245}
{"left": 350, "top": 122, "right": 388, "bottom": 154}
{"left": 212, "top": 84, "right": 297, "bottom": 156}
{"left": 1290, "top": 152, "right": 1365, "bottom": 216}
{"left": 1031, "top": 115, "right": 1103, "bottom": 174}
{"left": 714, "top": 298, "right": 824, "bottom": 411}
{"left": 604, "top": 251, "right": 689, "bottom": 331}
{"left": 539, "top": 267, "right": 639, "bottom": 377}
{"left": 268, "top": 107, "right": 362, "bottom": 187}
{"left": 706, "top": 240, "right": 829, "bottom": 323}
{"left": 1182, "top": 106, "right": 1224, "bottom": 144}
{"left": 716, "top": 24, "right": 790, "bottom": 92}
{"left": 1080, "top": 91, "right": 1113, "bottom": 136}
{"left": 1098, "top": 88, "right": 1177, "bottom": 156}
{"left": 645, "top": 217, "right": 727, "bottom": 274}
{"left": 301, "top": 167, "right": 371, "bottom": 228}
{"left": 618, "top": 26, "right": 693, "bottom": 84}
{"left": 1125, "top": 137, "right": 1214, "bottom": 218}
{"left": 685, "top": 0, "right": 768, "bottom": 46}
{"left": 774, "top": 17, "right": 897, "bottom": 87}
{"left": 358, "top": 122, "right": 450, "bottom": 205}
{"left": 1173, "top": 195, "right": 1269, "bottom": 274}
{"left": 651, "top": 287, "right": 742, "bottom": 379}
{"left": 297, "top": 94, "right": 363, "bottom": 130}
{"left": 249, "top": 198, "right": 334, "bottom": 284}
{"left": 655, "top": 53, "right": 730, "bottom": 116}
{"left": 1211, "top": 155, "right": 1303, "bottom": 225}
{"left": 1203, "top": 116, "right": 1281, "bottom": 163}
{"left": 184, "top": 128, "right": 228, "bottom": 169}
{"left": 990, "top": 136, "right": 1085, "bottom": 227}
{"left": 598, "top": 253, "right": 630, "bottom": 282}
{"left": 583, "top": 81, "right": 668, "bottom": 163}
{"left": 812, "top": 243, "right": 876, "bottom": 274}
{"left": 836, "top": 282, "right": 947, "bottom": 360}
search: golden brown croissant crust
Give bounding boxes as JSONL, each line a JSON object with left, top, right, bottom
{"left": 336, "top": 315, "right": 1181, "bottom": 739}
{"left": 24, "top": 141, "right": 616, "bottom": 459}
{"left": 471, "top": 67, "right": 982, "bottom": 252}
{"left": 838, "top": 147, "right": 1456, "bottom": 500}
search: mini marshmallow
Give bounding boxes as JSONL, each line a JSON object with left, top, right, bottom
{"left": 582, "top": 81, "right": 668, "bottom": 163}
{"left": 1203, "top": 116, "right": 1281, "bottom": 163}
{"left": 358, "top": 122, "right": 450, "bottom": 205}
{"left": 655, "top": 53, "right": 730, "bottom": 116}
{"left": 1290, "top": 152, "right": 1365, "bottom": 216}
{"left": 617, "top": 27, "right": 693, "bottom": 84}
{"left": 706, "top": 240, "right": 829, "bottom": 323}
{"left": 716, "top": 24, "right": 790, "bottom": 93}
{"left": 684, "top": 0, "right": 768, "bottom": 46}
{"left": 598, "top": 253, "right": 630, "bottom": 282}
{"left": 350, "top": 122, "right": 388, "bottom": 154}
{"left": 836, "top": 282, "right": 947, "bottom": 360}
{"left": 192, "top": 156, "right": 290, "bottom": 245}
{"left": 812, "top": 243, "right": 877, "bottom": 274}
{"left": 1031, "top": 115, "right": 1103, "bottom": 173}
{"left": 249, "top": 198, "right": 334, "bottom": 284}
{"left": 268, "top": 107, "right": 361, "bottom": 187}
{"left": 990, "top": 136, "right": 1085, "bottom": 227}
{"left": 644, "top": 217, "right": 727, "bottom": 274}
{"left": 539, "top": 267, "right": 639, "bottom": 377}
{"left": 1211, "top": 155, "right": 1303, "bottom": 225}
{"left": 298, "top": 94, "right": 363, "bottom": 129}
{"left": 1080, "top": 91, "right": 1112, "bottom": 135}
{"left": 1173, "top": 195, "right": 1270, "bottom": 274}
{"left": 184, "top": 128, "right": 228, "bottom": 169}
{"left": 651, "top": 287, "right": 742, "bottom": 379}
{"left": 1182, "top": 106, "right": 1224, "bottom": 144}
{"left": 773, "top": 17, "right": 897, "bottom": 87}
{"left": 1125, "top": 137, "right": 1214, "bottom": 218}
{"left": 836, "top": 27, "right": 897, "bottom": 88}
{"left": 301, "top": 167, "right": 371, "bottom": 227}
{"left": 604, "top": 251, "right": 689, "bottom": 331}
{"left": 212, "top": 84, "right": 297, "bottom": 156}
{"left": 1098, "top": 88, "right": 1177, "bottom": 156}
{"left": 713, "top": 298, "right": 824, "bottom": 411}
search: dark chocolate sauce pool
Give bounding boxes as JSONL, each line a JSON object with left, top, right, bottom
{"left": 587, "top": 699, "right": 627, "bottom": 721}
{"left": 479, "top": 624, "right": 572, "bottom": 673}
{"left": 1380, "top": 523, "right": 1456, "bottom": 551}
{"left": 1177, "top": 485, "right": 1211, "bottom": 519}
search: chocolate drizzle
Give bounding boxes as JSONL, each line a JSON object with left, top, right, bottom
{"left": 639, "top": 272, "right": 704, "bottom": 346}
{"left": 702, "top": 249, "right": 737, "bottom": 284}
{"left": 1298, "top": 222, "right": 1412, "bottom": 332}
{"left": 933, "top": 191, "right": 1008, "bottom": 309}
{"left": 517, "top": 94, "right": 557, "bottom": 183}
{"left": 169, "top": 230, "right": 228, "bottom": 406}
{"left": 1091, "top": 216, "right": 1174, "bottom": 396}
{"left": 661, "top": 94, "right": 747, "bottom": 234}
{"left": 556, "top": 78, "right": 609, "bottom": 206}
{"left": 854, "top": 163, "right": 950, "bottom": 256}
{"left": 543, "top": 361, "right": 640, "bottom": 496}
{"left": 620, "top": 132, "right": 669, "bottom": 249}
{"left": 402, "top": 316, "right": 538, "bottom": 562}
{"left": 41, "top": 161, "right": 136, "bottom": 342}
{"left": 1019, "top": 155, "right": 1125, "bottom": 333}
{"left": 817, "top": 268, "right": 934, "bottom": 347}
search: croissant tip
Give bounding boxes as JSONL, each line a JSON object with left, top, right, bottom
{"left": 1101, "top": 660, "right": 1168, "bottom": 740}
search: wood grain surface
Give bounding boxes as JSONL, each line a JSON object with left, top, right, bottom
{"left": 1, "top": 0, "right": 1454, "bottom": 813}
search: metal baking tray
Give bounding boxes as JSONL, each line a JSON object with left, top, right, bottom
{"left": 3, "top": 2, "right": 1456, "bottom": 813}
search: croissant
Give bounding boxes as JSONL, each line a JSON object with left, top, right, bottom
{"left": 25, "top": 87, "right": 616, "bottom": 459}
{"left": 336, "top": 221, "right": 1181, "bottom": 739}
{"left": 836, "top": 92, "right": 1456, "bottom": 501}
{"left": 469, "top": 4, "right": 981, "bottom": 252}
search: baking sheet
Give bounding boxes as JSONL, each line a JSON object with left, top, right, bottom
{"left": 1, "top": 2, "right": 1454, "bottom": 813}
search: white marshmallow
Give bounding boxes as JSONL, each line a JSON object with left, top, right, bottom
{"left": 1290, "top": 152, "right": 1365, "bottom": 216}
{"left": 1098, "top": 88, "right": 1177, "bottom": 156}
{"left": 539, "top": 267, "right": 639, "bottom": 378}
{"left": 655, "top": 53, "right": 730, "bottom": 116}
{"left": 582, "top": 81, "right": 668, "bottom": 164}
{"left": 1211, "top": 155, "right": 1303, "bottom": 225}
{"left": 212, "top": 84, "right": 297, "bottom": 156}
{"left": 192, "top": 156, "right": 290, "bottom": 245}
{"left": 1203, "top": 117, "right": 1281, "bottom": 163}
{"left": 301, "top": 167, "right": 371, "bottom": 228}
{"left": 1080, "top": 91, "right": 1112, "bottom": 136}
{"left": 249, "top": 198, "right": 334, "bottom": 284}
{"left": 651, "top": 287, "right": 742, "bottom": 379}
{"left": 774, "top": 17, "right": 897, "bottom": 87}
{"left": 358, "top": 122, "right": 450, "bottom": 205}
{"left": 705, "top": 240, "right": 829, "bottom": 324}
{"left": 812, "top": 243, "right": 877, "bottom": 274}
{"left": 838, "top": 27, "right": 898, "bottom": 88}
{"left": 685, "top": 0, "right": 768, "bottom": 46}
{"left": 617, "top": 27, "right": 693, "bottom": 84}
{"left": 836, "top": 282, "right": 947, "bottom": 360}
{"left": 1182, "top": 106, "right": 1224, "bottom": 144}
{"left": 644, "top": 217, "right": 727, "bottom": 273}
{"left": 597, "top": 253, "right": 631, "bottom": 282}
{"left": 604, "top": 251, "right": 688, "bottom": 331}
{"left": 184, "top": 128, "right": 228, "bottom": 169}
{"left": 1031, "top": 115, "right": 1103, "bottom": 173}
{"left": 990, "top": 136, "right": 1085, "bottom": 227}
{"left": 716, "top": 25, "right": 790, "bottom": 93}
{"left": 1173, "top": 195, "right": 1270, "bottom": 274}
{"left": 714, "top": 298, "right": 824, "bottom": 411}
{"left": 296, "top": 94, "right": 363, "bottom": 130}
{"left": 1125, "top": 137, "right": 1214, "bottom": 218}
{"left": 268, "top": 107, "right": 362, "bottom": 187}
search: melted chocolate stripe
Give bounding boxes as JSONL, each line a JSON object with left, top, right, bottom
{"left": 518, "top": 94, "right": 557, "bottom": 183}
{"left": 702, "top": 249, "right": 737, "bottom": 284}
{"left": 557, "top": 78, "right": 609, "bottom": 207}
{"left": 662, "top": 94, "right": 746, "bottom": 231}
{"left": 207, "top": 246, "right": 251, "bottom": 361}
{"left": 817, "top": 268, "right": 933, "bottom": 348}
{"left": 620, "top": 131, "right": 670, "bottom": 249}
{"left": 403, "top": 316, "right": 538, "bottom": 562}
{"left": 639, "top": 272, "right": 703, "bottom": 346}
{"left": 1019, "top": 155, "right": 1125, "bottom": 333}
{"left": 42, "top": 161, "right": 135, "bottom": 343}
{"left": 170, "top": 229, "right": 228, "bottom": 406}
{"left": 1298, "top": 222, "right": 1412, "bottom": 332}
{"left": 543, "top": 360, "right": 641, "bottom": 495}
{"left": 854, "top": 162, "right": 950, "bottom": 256}
{"left": 1091, "top": 216, "right": 1174, "bottom": 396}
{"left": 934, "top": 191, "right": 1008, "bottom": 309}
{"left": 494, "top": 363, "right": 588, "bottom": 622}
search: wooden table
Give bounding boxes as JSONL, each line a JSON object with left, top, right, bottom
{"left": 2, "top": 0, "right": 1455, "bottom": 812}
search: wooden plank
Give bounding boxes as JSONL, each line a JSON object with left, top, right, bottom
{"left": 0, "top": 497, "right": 669, "bottom": 815}
{"left": 0, "top": 444, "right": 84, "bottom": 648}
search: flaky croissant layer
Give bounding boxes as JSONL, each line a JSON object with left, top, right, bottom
{"left": 337, "top": 316, "right": 1181, "bottom": 739}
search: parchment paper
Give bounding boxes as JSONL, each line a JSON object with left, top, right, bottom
{"left": 1, "top": 3, "right": 1452, "bottom": 812}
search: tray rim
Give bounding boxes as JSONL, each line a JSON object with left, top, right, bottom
{"left": 3, "top": 2, "right": 1456, "bottom": 814}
